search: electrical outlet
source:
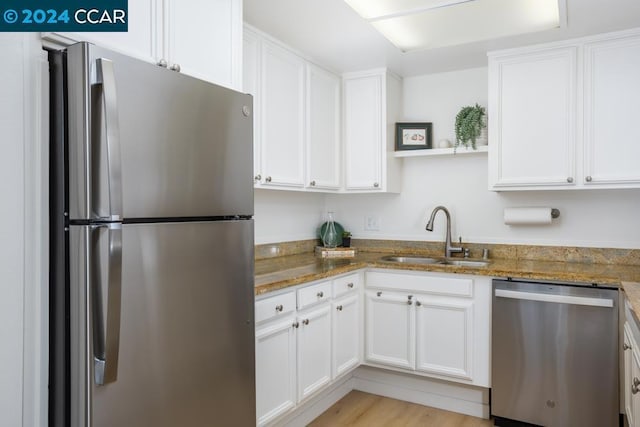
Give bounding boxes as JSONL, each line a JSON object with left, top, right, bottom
{"left": 364, "top": 215, "right": 380, "bottom": 231}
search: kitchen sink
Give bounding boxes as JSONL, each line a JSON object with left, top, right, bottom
{"left": 380, "top": 255, "right": 441, "bottom": 265}
{"left": 380, "top": 255, "right": 489, "bottom": 268}
{"left": 439, "top": 259, "right": 490, "bottom": 267}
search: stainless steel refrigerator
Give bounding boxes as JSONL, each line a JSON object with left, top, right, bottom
{"left": 49, "top": 42, "right": 256, "bottom": 427}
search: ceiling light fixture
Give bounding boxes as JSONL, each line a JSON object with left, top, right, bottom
{"left": 344, "top": 0, "right": 564, "bottom": 52}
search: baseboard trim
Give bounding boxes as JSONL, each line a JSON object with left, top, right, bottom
{"left": 276, "top": 374, "right": 355, "bottom": 427}
{"left": 353, "top": 366, "right": 490, "bottom": 419}
{"left": 271, "top": 365, "right": 490, "bottom": 425}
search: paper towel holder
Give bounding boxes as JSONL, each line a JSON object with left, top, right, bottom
{"left": 551, "top": 208, "right": 560, "bottom": 219}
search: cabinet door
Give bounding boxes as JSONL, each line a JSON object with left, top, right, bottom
{"left": 297, "top": 304, "right": 332, "bottom": 402}
{"left": 415, "top": 297, "right": 473, "bottom": 381}
{"left": 255, "top": 318, "right": 296, "bottom": 426}
{"left": 343, "top": 75, "right": 382, "bottom": 191}
{"left": 260, "top": 40, "right": 305, "bottom": 187}
{"left": 624, "top": 323, "right": 635, "bottom": 426}
{"left": 165, "top": 0, "right": 242, "bottom": 88}
{"left": 633, "top": 347, "right": 640, "bottom": 427}
{"left": 365, "top": 291, "right": 414, "bottom": 370}
{"left": 44, "top": 0, "right": 160, "bottom": 64}
{"left": 583, "top": 35, "right": 640, "bottom": 187}
{"left": 489, "top": 47, "right": 577, "bottom": 189}
{"left": 306, "top": 64, "right": 341, "bottom": 190}
{"left": 332, "top": 294, "right": 360, "bottom": 378}
{"left": 243, "top": 28, "right": 262, "bottom": 185}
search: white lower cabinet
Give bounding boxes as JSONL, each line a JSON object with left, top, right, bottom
{"left": 364, "top": 270, "right": 491, "bottom": 388}
{"left": 624, "top": 317, "right": 640, "bottom": 427}
{"left": 332, "top": 293, "right": 360, "bottom": 377}
{"left": 297, "top": 304, "right": 332, "bottom": 402}
{"left": 256, "top": 316, "right": 297, "bottom": 426}
{"left": 255, "top": 273, "right": 361, "bottom": 425}
{"left": 415, "top": 298, "right": 473, "bottom": 380}
{"left": 365, "top": 291, "right": 415, "bottom": 370}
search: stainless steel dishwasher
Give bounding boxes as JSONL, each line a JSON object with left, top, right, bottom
{"left": 492, "top": 278, "right": 618, "bottom": 427}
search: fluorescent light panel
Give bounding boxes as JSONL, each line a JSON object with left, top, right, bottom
{"left": 345, "top": 0, "right": 561, "bottom": 52}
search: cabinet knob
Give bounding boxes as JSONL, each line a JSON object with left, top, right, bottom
{"left": 373, "top": 182, "right": 380, "bottom": 188}
{"left": 376, "top": 291, "right": 382, "bottom": 297}
{"left": 416, "top": 301, "right": 422, "bottom": 307}
{"left": 292, "top": 321, "right": 299, "bottom": 328}
{"left": 157, "top": 59, "right": 168, "bottom": 68}
{"left": 585, "top": 176, "right": 592, "bottom": 182}
{"left": 567, "top": 177, "right": 574, "bottom": 183}
{"left": 254, "top": 174, "right": 262, "bottom": 182}
{"left": 275, "top": 304, "right": 283, "bottom": 312}
{"left": 169, "top": 63, "right": 181, "bottom": 72}
{"left": 407, "top": 295, "right": 413, "bottom": 305}
{"left": 624, "top": 343, "right": 632, "bottom": 351}
{"left": 336, "top": 305, "right": 343, "bottom": 311}
{"left": 633, "top": 378, "right": 640, "bottom": 394}
{"left": 347, "top": 282, "right": 354, "bottom": 288}
{"left": 310, "top": 180, "right": 316, "bottom": 186}
{"left": 302, "top": 319, "right": 310, "bottom": 325}
{"left": 317, "top": 291, "right": 324, "bottom": 298}
{"left": 265, "top": 176, "right": 272, "bottom": 183}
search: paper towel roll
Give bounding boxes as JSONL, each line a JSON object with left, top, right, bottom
{"left": 504, "top": 207, "right": 557, "bottom": 225}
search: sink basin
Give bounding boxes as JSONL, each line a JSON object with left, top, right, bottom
{"left": 440, "top": 259, "right": 490, "bottom": 267}
{"left": 380, "top": 255, "right": 441, "bottom": 265}
{"left": 380, "top": 255, "right": 489, "bottom": 268}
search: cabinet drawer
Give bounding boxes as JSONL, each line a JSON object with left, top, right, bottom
{"left": 255, "top": 291, "right": 296, "bottom": 324}
{"left": 333, "top": 273, "right": 360, "bottom": 298}
{"left": 298, "top": 281, "right": 332, "bottom": 310}
{"left": 366, "top": 271, "right": 473, "bottom": 298}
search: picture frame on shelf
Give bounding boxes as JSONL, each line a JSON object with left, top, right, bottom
{"left": 395, "top": 122, "right": 433, "bottom": 151}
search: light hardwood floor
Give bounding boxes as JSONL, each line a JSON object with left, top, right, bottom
{"left": 309, "top": 391, "right": 494, "bottom": 427}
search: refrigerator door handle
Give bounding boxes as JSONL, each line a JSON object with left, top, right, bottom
{"left": 93, "top": 58, "right": 123, "bottom": 221}
{"left": 91, "top": 223, "right": 123, "bottom": 385}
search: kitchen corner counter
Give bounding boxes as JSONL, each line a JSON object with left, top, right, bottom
{"left": 255, "top": 251, "right": 640, "bottom": 296}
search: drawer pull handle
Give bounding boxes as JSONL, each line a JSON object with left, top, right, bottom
{"left": 347, "top": 283, "right": 354, "bottom": 288}
{"left": 302, "top": 319, "right": 309, "bottom": 325}
{"left": 317, "top": 291, "right": 324, "bottom": 298}
{"left": 336, "top": 305, "right": 343, "bottom": 311}
{"left": 275, "top": 305, "right": 283, "bottom": 312}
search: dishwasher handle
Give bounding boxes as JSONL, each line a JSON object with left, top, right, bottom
{"left": 495, "top": 288, "right": 613, "bottom": 308}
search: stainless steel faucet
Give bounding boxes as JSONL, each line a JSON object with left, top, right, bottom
{"left": 425, "top": 206, "right": 463, "bottom": 258}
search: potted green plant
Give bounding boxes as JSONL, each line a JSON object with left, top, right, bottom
{"left": 454, "top": 104, "right": 486, "bottom": 151}
{"left": 341, "top": 231, "right": 352, "bottom": 248}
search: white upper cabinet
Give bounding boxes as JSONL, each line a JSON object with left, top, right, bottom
{"left": 42, "top": 0, "right": 242, "bottom": 89}
{"left": 343, "top": 70, "right": 402, "bottom": 192}
{"left": 164, "top": 0, "right": 242, "bottom": 88}
{"left": 243, "top": 25, "right": 343, "bottom": 192}
{"left": 243, "top": 28, "right": 261, "bottom": 183}
{"left": 488, "top": 47, "right": 577, "bottom": 189}
{"left": 489, "top": 28, "right": 640, "bottom": 191}
{"left": 260, "top": 39, "right": 306, "bottom": 188}
{"left": 306, "top": 64, "right": 341, "bottom": 190}
{"left": 583, "top": 34, "right": 640, "bottom": 187}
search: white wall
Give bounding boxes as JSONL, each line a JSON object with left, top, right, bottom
{"left": 0, "top": 34, "right": 49, "bottom": 427}
{"left": 324, "top": 68, "right": 640, "bottom": 249}
{"left": 254, "top": 189, "right": 326, "bottom": 244}
{"left": 0, "top": 34, "right": 27, "bottom": 427}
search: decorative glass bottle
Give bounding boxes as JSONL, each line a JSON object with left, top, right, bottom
{"left": 321, "top": 212, "right": 340, "bottom": 248}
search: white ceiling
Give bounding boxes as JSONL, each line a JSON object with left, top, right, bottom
{"left": 243, "top": 0, "right": 640, "bottom": 76}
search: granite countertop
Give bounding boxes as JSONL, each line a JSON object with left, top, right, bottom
{"left": 255, "top": 251, "right": 640, "bottom": 296}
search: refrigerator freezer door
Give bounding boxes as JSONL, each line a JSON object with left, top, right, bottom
{"left": 66, "top": 42, "right": 254, "bottom": 221}
{"left": 71, "top": 220, "right": 256, "bottom": 427}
